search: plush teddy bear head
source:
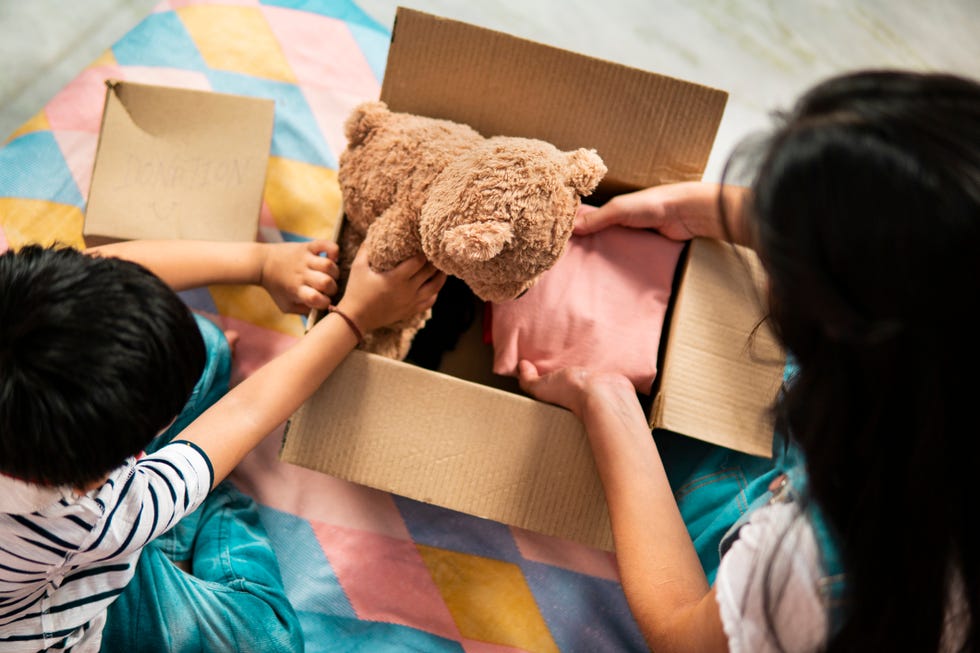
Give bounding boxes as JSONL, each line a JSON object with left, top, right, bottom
{"left": 339, "top": 102, "right": 484, "bottom": 252}
{"left": 419, "top": 136, "right": 607, "bottom": 303}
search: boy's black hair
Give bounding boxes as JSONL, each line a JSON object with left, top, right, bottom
{"left": 0, "top": 245, "right": 206, "bottom": 487}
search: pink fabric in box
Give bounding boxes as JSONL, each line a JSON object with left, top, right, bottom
{"left": 491, "top": 226, "right": 685, "bottom": 394}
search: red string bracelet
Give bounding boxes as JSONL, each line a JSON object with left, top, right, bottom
{"left": 327, "top": 305, "right": 364, "bottom": 343}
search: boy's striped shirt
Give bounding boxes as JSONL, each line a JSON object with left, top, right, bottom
{"left": 0, "top": 441, "right": 213, "bottom": 652}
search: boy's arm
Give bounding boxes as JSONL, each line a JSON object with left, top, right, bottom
{"left": 86, "top": 239, "right": 339, "bottom": 312}
{"left": 177, "top": 251, "right": 445, "bottom": 485}
{"left": 180, "top": 310, "right": 359, "bottom": 483}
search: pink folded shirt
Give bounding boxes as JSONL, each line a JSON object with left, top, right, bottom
{"left": 490, "top": 225, "right": 684, "bottom": 394}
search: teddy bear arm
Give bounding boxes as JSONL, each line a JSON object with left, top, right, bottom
{"left": 364, "top": 205, "right": 424, "bottom": 271}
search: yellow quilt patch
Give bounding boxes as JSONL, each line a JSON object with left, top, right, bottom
{"left": 417, "top": 545, "right": 559, "bottom": 653}
{"left": 208, "top": 284, "right": 305, "bottom": 337}
{"left": 178, "top": 5, "right": 297, "bottom": 83}
{"left": 0, "top": 198, "right": 85, "bottom": 250}
{"left": 264, "top": 156, "right": 342, "bottom": 241}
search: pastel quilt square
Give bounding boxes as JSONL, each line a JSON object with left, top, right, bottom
{"left": 261, "top": 6, "right": 381, "bottom": 95}
{"left": 0, "top": 198, "right": 85, "bottom": 250}
{"left": 259, "top": 0, "right": 385, "bottom": 33}
{"left": 177, "top": 4, "right": 297, "bottom": 82}
{"left": 0, "top": 132, "right": 84, "bottom": 207}
{"left": 112, "top": 10, "right": 208, "bottom": 71}
{"left": 207, "top": 70, "right": 334, "bottom": 168}
{"left": 299, "top": 612, "right": 465, "bottom": 653}
{"left": 418, "top": 546, "right": 558, "bottom": 653}
{"left": 394, "top": 496, "right": 523, "bottom": 563}
{"left": 310, "top": 521, "right": 462, "bottom": 642}
{"left": 44, "top": 65, "right": 125, "bottom": 133}
{"left": 258, "top": 505, "right": 357, "bottom": 619}
{"left": 519, "top": 560, "right": 646, "bottom": 653}
{"left": 346, "top": 19, "right": 389, "bottom": 81}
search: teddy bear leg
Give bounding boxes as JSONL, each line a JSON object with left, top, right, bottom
{"left": 364, "top": 207, "right": 425, "bottom": 271}
{"left": 336, "top": 223, "right": 363, "bottom": 290}
{"left": 359, "top": 309, "right": 431, "bottom": 360}
{"left": 361, "top": 325, "right": 416, "bottom": 360}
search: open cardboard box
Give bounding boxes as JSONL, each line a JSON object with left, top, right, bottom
{"left": 280, "top": 8, "right": 785, "bottom": 552}
{"left": 84, "top": 80, "right": 274, "bottom": 245}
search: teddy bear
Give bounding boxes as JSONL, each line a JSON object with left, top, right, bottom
{"left": 336, "top": 100, "right": 607, "bottom": 360}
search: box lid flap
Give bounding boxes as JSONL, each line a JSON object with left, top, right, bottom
{"left": 381, "top": 8, "right": 728, "bottom": 200}
{"left": 84, "top": 80, "right": 274, "bottom": 243}
{"left": 651, "top": 238, "right": 785, "bottom": 457}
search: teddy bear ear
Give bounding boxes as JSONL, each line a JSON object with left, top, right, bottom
{"left": 344, "top": 101, "right": 390, "bottom": 146}
{"left": 565, "top": 148, "right": 608, "bottom": 196}
{"left": 443, "top": 221, "right": 514, "bottom": 263}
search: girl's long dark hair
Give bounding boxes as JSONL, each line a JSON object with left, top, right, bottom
{"left": 744, "top": 70, "right": 980, "bottom": 651}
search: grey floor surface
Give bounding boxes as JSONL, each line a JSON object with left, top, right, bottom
{"left": 1, "top": 0, "right": 978, "bottom": 180}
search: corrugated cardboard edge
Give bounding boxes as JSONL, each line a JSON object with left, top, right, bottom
{"left": 382, "top": 8, "right": 728, "bottom": 202}
{"left": 281, "top": 350, "right": 614, "bottom": 551}
{"left": 84, "top": 81, "right": 147, "bottom": 246}
{"left": 651, "top": 238, "right": 784, "bottom": 458}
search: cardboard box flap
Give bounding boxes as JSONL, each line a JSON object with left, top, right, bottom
{"left": 382, "top": 8, "right": 728, "bottom": 199}
{"left": 651, "top": 238, "right": 785, "bottom": 458}
{"left": 84, "top": 80, "right": 274, "bottom": 243}
{"left": 282, "top": 350, "right": 614, "bottom": 551}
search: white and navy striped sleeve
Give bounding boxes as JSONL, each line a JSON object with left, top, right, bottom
{"left": 83, "top": 440, "right": 214, "bottom": 562}
{"left": 0, "top": 440, "right": 215, "bottom": 651}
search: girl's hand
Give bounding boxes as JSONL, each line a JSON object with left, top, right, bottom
{"left": 518, "top": 360, "right": 635, "bottom": 420}
{"left": 259, "top": 240, "right": 340, "bottom": 313}
{"left": 575, "top": 182, "right": 751, "bottom": 245}
{"left": 336, "top": 248, "right": 446, "bottom": 334}
{"left": 575, "top": 186, "right": 683, "bottom": 238}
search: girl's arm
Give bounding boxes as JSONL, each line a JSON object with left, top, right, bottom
{"left": 86, "top": 239, "right": 340, "bottom": 312}
{"left": 519, "top": 362, "right": 729, "bottom": 653}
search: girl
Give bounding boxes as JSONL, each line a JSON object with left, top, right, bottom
{"left": 521, "top": 70, "right": 980, "bottom": 652}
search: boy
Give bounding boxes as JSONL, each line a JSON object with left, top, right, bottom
{"left": 0, "top": 239, "right": 444, "bottom": 652}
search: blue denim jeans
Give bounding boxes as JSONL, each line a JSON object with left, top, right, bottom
{"left": 659, "top": 356, "right": 848, "bottom": 628}
{"left": 656, "top": 429, "right": 786, "bottom": 584}
{"left": 101, "top": 314, "right": 302, "bottom": 653}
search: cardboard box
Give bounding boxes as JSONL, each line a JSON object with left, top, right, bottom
{"left": 280, "top": 8, "right": 785, "bottom": 551}
{"left": 84, "top": 80, "right": 274, "bottom": 245}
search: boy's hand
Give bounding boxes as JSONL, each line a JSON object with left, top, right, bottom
{"left": 336, "top": 248, "right": 446, "bottom": 334}
{"left": 259, "top": 240, "right": 340, "bottom": 314}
